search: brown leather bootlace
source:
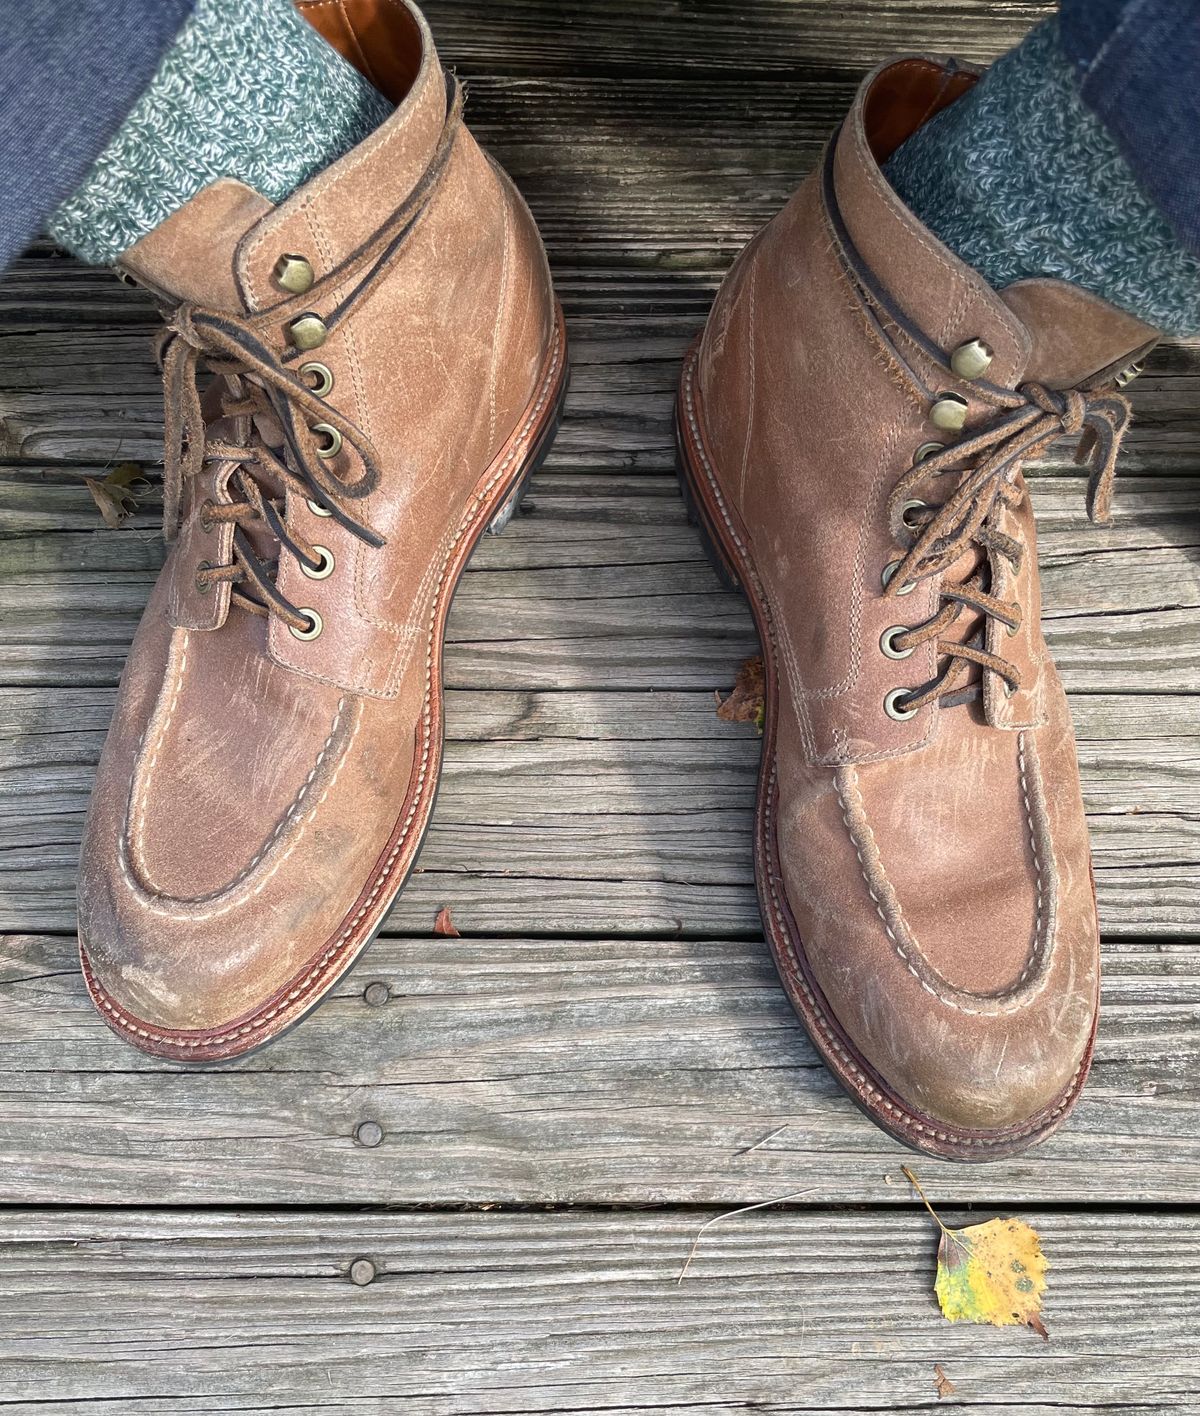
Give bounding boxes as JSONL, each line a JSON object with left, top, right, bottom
{"left": 882, "top": 382, "right": 1132, "bottom": 710}
{"left": 157, "top": 305, "right": 384, "bottom": 634}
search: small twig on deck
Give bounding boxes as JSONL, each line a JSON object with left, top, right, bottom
{"left": 676, "top": 1187, "right": 816, "bottom": 1284}
{"left": 734, "top": 1123, "right": 789, "bottom": 1157}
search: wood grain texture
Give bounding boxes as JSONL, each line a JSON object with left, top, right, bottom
{"left": 0, "top": 1208, "right": 1195, "bottom": 1413}
{"left": 1, "top": 929, "right": 1196, "bottom": 1205}
{"left": 2, "top": 295, "right": 1198, "bottom": 473}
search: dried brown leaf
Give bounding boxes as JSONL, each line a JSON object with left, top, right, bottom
{"left": 434, "top": 906, "right": 461, "bottom": 937}
{"left": 85, "top": 461, "right": 150, "bottom": 528}
{"left": 716, "top": 655, "right": 765, "bottom": 732}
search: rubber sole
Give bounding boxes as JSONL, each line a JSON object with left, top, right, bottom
{"left": 81, "top": 304, "right": 570, "bottom": 1064}
{"left": 673, "top": 339, "right": 1093, "bottom": 1162}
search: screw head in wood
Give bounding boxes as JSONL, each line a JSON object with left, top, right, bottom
{"left": 354, "top": 1120, "right": 384, "bottom": 1148}
{"left": 349, "top": 1257, "right": 376, "bottom": 1286}
{"left": 363, "top": 981, "right": 391, "bottom": 1007}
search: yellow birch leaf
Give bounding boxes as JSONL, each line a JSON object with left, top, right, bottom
{"left": 935, "top": 1217, "right": 1049, "bottom": 1338}
{"left": 904, "top": 1166, "right": 1049, "bottom": 1340}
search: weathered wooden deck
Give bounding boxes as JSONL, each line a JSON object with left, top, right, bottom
{"left": 1, "top": 1, "right": 1198, "bottom": 1409}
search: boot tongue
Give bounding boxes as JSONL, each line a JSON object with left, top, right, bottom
{"left": 117, "top": 178, "right": 273, "bottom": 312}
{"left": 999, "top": 276, "right": 1159, "bottom": 389}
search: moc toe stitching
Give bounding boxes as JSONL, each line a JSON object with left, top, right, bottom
{"left": 832, "top": 741, "right": 1059, "bottom": 1016}
{"left": 123, "top": 687, "right": 360, "bottom": 912}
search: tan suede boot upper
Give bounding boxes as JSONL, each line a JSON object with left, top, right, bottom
{"left": 78, "top": 0, "right": 567, "bottom": 1059}
{"left": 677, "top": 57, "right": 1157, "bottom": 1158}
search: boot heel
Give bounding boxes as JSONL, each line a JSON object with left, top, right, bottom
{"left": 674, "top": 418, "right": 742, "bottom": 593}
{"left": 486, "top": 360, "right": 570, "bottom": 536}
{"left": 486, "top": 463, "right": 534, "bottom": 535}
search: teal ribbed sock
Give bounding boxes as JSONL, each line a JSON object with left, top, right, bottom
{"left": 885, "top": 18, "right": 1200, "bottom": 337}
{"left": 48, "top": 0, "right": 393, "bottom": 266}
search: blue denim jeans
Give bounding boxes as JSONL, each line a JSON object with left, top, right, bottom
{"left": 1059, "top": 0, "right": 1200, "bottom": 255}
{"left": 0, "top": 0, "right": 1197, "bottom": 269}
{"left": 0, "top": 0, "right": 195, "bottom": 269}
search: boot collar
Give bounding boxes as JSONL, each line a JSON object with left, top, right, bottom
{"left": 119, "top": 0, "right": 448, "bottom": 317}
{"left": 828, "top": 57, "right": 1158, "bottom": 392}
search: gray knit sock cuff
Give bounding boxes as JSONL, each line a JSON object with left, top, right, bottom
{"left": 885, "top": 18, "right": 1200, "bottom": 337}
{"left": 48, "top": 0, "right": 393, "bottom": 266}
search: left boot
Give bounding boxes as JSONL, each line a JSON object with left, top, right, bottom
{"left": 78, "top": 0, "right": 566, "bottom": 1060}
{"left": 676, "top": 55, "right": 1157, "bottom": 1158}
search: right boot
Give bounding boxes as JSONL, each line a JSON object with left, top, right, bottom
{"left": 676, "top": 55, "right": 1157, "bottom": 1159}
{"left": 77, "top": 0, "right": 567, "bottom": 1061}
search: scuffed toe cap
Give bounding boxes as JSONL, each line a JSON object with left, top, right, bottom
{"left": 772, "top": 726, "right": 1101, "bottom": 1150}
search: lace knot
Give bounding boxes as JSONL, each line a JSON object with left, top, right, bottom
{"left": 881, "top": 372, "right": 1134, "bottom": 709}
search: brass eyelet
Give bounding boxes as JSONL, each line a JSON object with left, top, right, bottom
{"left": 950, "top": 338, "right": 994, "bottom": 380}
{"left": 289, "top": 608, "right": 324, "bottom": 641}
{"left": 930, "top": 392, "right": 969, "bottom": 432}
{"left": 274, "top": 254, "right": 314, "bottom": 295}
{"left": 880, "top": 625, "right": 914, "bottom": 660}
{"left": 912, "top": 441, "right": 945, "bottom": 466}
{"left": 199, "top": 499, "right": 216, "bottom": 533}
{"left": 1005, "top": 618, "right": 1021, "bottom": 638}
{"left": 306, "top": 498, "right": 334, "bottom": 518}
{"left": 884, "top": 687, "right": 919, "bottom": 721}
{"left": 194, "top": 561, "right": 212, "bottom": 595}
{"left": 900, "top": 498, "right": 928, "bottom": 532}
{"left": 301, "top": 545, "right": 335, "bottom": 581}
{"left": 880, "top": 560, "right": 916, "bottom": 596}
{"left": 313, "top": 423, "right": 342, "bottom": 459}
{"left": 1003, "top": 679, "right": 1018, "bottom": 699}
{"left": 300, "top": 361, "right": 334, "bottom": 397}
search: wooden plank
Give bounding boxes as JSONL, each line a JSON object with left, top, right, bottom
{"left": 0, "top": 1207, "right": 1194, "bottom": 1412}
{"left": 0, "top": 929, "right": 1196, "bottom": 1206}
{"left": 423, "top": 0, "right": 1058, "bottom": 73}
{"left": 2, "top": 476, "right": 1199, "bottom": 684}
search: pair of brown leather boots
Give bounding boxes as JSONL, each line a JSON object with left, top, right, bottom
{"left": 77, "top": 0, "right": 1155, "bottom": 1160}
